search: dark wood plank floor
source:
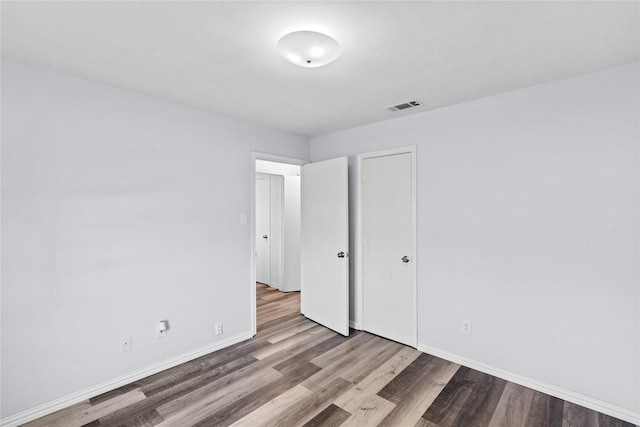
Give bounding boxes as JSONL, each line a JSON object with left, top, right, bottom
{"left": 24, "top": 284, "right": 636, "bottom": 427}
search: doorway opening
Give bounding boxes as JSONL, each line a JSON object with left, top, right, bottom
{"left": 251, "top": 153, "right": 308, "bottom": 335}
{"left": 255, "top": 161, "right": 301, "bottom": 291}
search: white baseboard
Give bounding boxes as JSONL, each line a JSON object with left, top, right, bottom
{"left": 0, "top": 331, "right": 254, "bottom": 427}
{"left": 349, "top": 320, "right": 363, "bottom": 330}
{"left": 417, "top": 344, "right": 640, "bottom": 426}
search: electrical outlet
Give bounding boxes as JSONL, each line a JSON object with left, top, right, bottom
{"left": 156, "top": 320, "right": 168, "bottom": 338}
{"left": 462, "top": 321, "right": 472, "bottom": 336}
{"left": 121, "top": 336, "right": 132, "bottom": 352}
{"left": 215, "top": 322, "right": 223, "bottom": 336}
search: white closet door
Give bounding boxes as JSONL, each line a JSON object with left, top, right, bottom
{"left": 255, "top": 176, "right": 270, "bottom": 285}
{"left": 362, "top": 152, "right": 415, "bottom": 346}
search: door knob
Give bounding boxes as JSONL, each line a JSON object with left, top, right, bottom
{"left": 337, "top": 252, "right": 346, "bottom": 258}
{"left": 401, "top": 256, "right": 410, "bottom": 263}
{"left": 263, "top": 235, "right": 268, "bottom": 239}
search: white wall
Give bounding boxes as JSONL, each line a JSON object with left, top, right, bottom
{"left": 282, "top": 176, "right": 301, "bottom": 292}
{"left": 256, "top": 160, "right": 301, "bottom": 176}
{"left": 310, "top": 63, "right": 640, "bottom": 414}
{"left": 0, "top": 59, "right": 309, "bottom": 418}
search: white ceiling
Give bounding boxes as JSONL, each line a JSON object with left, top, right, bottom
{"left": 2, "top": 1, "right": 639, "bottom": 137}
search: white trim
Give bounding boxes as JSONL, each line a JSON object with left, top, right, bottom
{"left": 417, "top": 344, "right": 640, "bottom": 426}
{"left": 250, "top": 152, "right": 309, "bottom": 336}
{"left": 357, "top": 145, "right": 418, "bottom": 348}
{"left": 0, "top": 332, "right": 254, "bottom": 427}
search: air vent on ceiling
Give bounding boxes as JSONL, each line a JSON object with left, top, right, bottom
{"left": 387, "top": 100, "right": 422, "bottom": 112}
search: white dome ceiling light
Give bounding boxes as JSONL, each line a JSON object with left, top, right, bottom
{"left": 277, "top": 31, "right": 340, "bottom": 68}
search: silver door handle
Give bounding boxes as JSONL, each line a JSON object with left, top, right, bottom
{"left": 337, "top": 252, "right": 346, "bottom": 258}
{"left": 401, "top": 256, "right": 410, "bottom": 263}
{"left": 263, "top": 235, "right": 268, "bottom": 239}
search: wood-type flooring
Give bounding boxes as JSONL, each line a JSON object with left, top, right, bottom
{"left": 25, "top": 284, "right": 636, "bottom": 427}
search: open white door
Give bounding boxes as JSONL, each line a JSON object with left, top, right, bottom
{"left": 301, "top": 157, "right": 349, "bottom": 336}
{"left": 255, "top": 175, "right": 270, "bottom": 284}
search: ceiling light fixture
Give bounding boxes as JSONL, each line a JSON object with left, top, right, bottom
{"left": 277, "top": 31, "right": 340, "bottom": 68}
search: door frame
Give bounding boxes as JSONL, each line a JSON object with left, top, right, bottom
{"left": 251, "top": 152, "right": 308, "bottom": 335}
{"left": 356, "top": 145, "right": 417, "bottom": 347}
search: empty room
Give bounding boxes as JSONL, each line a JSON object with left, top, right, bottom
{"left": 1, "top": 1, "right": 639, "bottom": 426}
